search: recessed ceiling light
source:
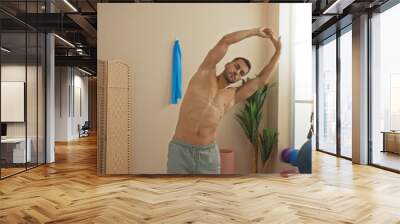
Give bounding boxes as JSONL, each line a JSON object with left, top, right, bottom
{"left": 322, "top": 0, "right": 354, "bottom": 15}
{"left": 63, "top": 0, "right": 78, "bottom": 12}
{"left": 54, "top": 34, "right": 75, "bottom": 48}
{"left": 1, "top": 47, "right": 11, "bottom": 53}
{"left": 77, "top": 67, "right": 93, "bottom": 76}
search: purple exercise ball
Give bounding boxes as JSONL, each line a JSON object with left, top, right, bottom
{"left": 281, "top": 148, "right": 292, "bottom": 163}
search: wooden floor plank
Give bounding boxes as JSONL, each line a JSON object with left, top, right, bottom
{"left": 0, "top": 134, "right": 399, "bottom": 223}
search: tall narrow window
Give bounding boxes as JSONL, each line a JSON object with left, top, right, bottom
{"left": 371, "top": 3, "right": 400, "bottom": 171}
{"left": 318, "top": 37, "right": 337, "bottom": 154}
{"left": 339, "top": 28, "right": 352, "bottom": 158}
{"left": 293, "top": 4, "right": 313, "bottom": 149}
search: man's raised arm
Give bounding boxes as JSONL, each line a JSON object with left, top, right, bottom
{"left": 199, "top": 28, "right": 267, "bottom": 71}
{"left": 234, "top": 29, "right": 282, "bottom": 103}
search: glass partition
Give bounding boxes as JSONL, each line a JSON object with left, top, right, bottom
{"left": 1, "top": 31, "right": 28, "bottom": 177}
{"left": 27, "top": 30, "right": 38, "bottom": 169}
{"left": 0, "top": 2, "right": 46, "bottom": 179}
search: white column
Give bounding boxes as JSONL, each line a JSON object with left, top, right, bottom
{"left": 46, "top": 32, "right": 55, "bottom": 163}
{"left": 45, "top": 0, "right": 56, "bottom": 163}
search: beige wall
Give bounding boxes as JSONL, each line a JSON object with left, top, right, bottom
{"left": 98, "top": 3, "right": 285, "bottom": 174}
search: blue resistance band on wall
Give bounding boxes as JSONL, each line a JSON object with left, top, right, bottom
{"left": 171, "top": 40, "right": 182, "bottom": 104}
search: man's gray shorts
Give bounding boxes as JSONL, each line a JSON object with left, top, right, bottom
{"left": 167, "top": 139, "right": 221, "bottom": 174}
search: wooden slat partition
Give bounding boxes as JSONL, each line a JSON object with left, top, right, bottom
{"left": 97, "top": 60, "right": 132, "bottom": 175}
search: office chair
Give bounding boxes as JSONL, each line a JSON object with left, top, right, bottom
{"left": 79, "top": 121, "right": 90, "bottom": 138}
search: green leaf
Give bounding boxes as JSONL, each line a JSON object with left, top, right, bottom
{"left": 259, "top": 128, "right": 279, "bottom": 163}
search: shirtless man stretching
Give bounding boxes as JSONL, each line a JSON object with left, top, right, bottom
{"left": 167, "top": 27, "right": 282, "bottom": 174}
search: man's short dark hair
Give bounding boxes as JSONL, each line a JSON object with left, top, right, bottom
{"left": 232, "top": 57, "right": 251, "bottom": 71}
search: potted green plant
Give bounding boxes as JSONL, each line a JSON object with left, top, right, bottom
{"left": 235, "top": 83, "right": 278, "bottom": 173}
{"left": 259, "top": 128, "right": 279, "bottom": 172}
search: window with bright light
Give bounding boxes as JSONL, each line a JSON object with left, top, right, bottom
{"left": 317, "top": 37, "right": 337, "bottom": 154}
{"left": 390, "top": 74, "right": 400, "bottom": 130}
{"left": 371, "top": 2, "right": 400, "bottom": 171}
{"left": 292, "top": 4, "right": 313, "bottom": 149}
{"left": 340, "top": 29, "right": 352, "bottom": 158}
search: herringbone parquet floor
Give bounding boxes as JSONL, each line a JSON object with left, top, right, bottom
{"left": 1, "top": 134, "right": 400, "bottom": 224}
